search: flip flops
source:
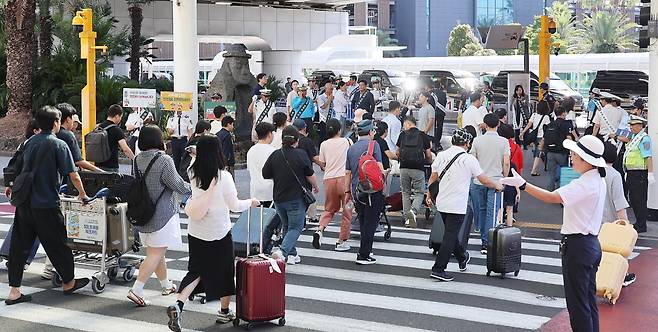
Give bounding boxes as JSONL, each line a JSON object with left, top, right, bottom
{"left": 127, "top": 290, "right": 148, "bottom": 307}
{"left": 63, "top": 278, "right": 90, "bottom": 295}
{"left": 5, "top": 293, "right": 32, "bottom": 305}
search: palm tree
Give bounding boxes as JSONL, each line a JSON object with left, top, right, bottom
{"left": 38, "top": 0, "right": 54, "bottom": 59}
{"left": 5, "top": 0, "right": 37, "bottom": 114}
{"left": 568, "top": 10, "right": 637, "bottom": 54}
{"left": 127, "top": 0, "right": 153, "bottom": 82}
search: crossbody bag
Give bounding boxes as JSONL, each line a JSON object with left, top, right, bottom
{"left": 428, "top": 152, "right": 466, "bottom": 202}
{"left": 281, "top": 150, "right": 316, "bottom": 206}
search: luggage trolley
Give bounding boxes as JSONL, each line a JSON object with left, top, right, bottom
{"left": 52, "top": 187, "right": 142, "bottom": 293}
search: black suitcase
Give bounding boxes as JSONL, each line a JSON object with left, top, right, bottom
{"left": 429, "top": 205, "right": 474, "bottom": 255}
{"left": 485, "top": 193, "right": 521, "bottom": 278}
{"left": 233, "top": 207, "right": 281, "bottom": 258}
{"left": 66, "top": 171, "right": 135, "bottom": 203}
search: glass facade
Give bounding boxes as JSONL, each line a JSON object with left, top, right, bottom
{"left": 425, "top": 0, "right": 431, "bottom": 50}
{"left": 476, "top": 0, "right": 514, "bottom": 27}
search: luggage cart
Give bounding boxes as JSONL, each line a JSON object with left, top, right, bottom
{"left": 52, "top": 188, "right": 142, "bottom": 293}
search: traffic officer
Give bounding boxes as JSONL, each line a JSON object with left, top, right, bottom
{"left": 618, "top": 116, "right": 653, "bottom": 233}
{"left": 291, "top": 85, "right": 317, "bottom": 130}
{"left": 166, "top": 111, "right": 194, "bottom": 172}
{"left": 249, "top": 88, "right": 275, "bottom": 141}
{"left": 501, "top": 135, "right": 607, "bottom": 332}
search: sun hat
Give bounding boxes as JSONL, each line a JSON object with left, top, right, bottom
{"left": 353, "top": 108, "right": 367, "bottom": 122}
{"left": 562, "top": 135, "right": 607, "bottom": 168}
{"left": 260, "top": 89, "right": 271, "bottom": 95}
{"left": 628, "top": 115, "right": 647, "bottom": 126}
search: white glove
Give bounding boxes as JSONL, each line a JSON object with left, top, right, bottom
{"left": 500, "top": 168, "right": 527, "bottom": 188}
{"left": 649, "top": 172, "right": 655, "bottom": 185}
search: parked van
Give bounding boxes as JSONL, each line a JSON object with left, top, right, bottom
{"left": 490, "top": 71, "right": 584, "bottom": 112}
{"left": 590, "top": 70, "right": 648, "bottom": 109}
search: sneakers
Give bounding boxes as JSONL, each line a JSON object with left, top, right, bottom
{"left": 335, "top": 241, "right": 351, "bottom": 252}
{"left": 405, "top": 209, "right": 418, "bottom": 228}
{"left": 216, "top": 309, "right": 236, "bottom": 324}
{"left": 480, "top": 245, "right": 488, "bottom": 255}
{"left": 312, "top": 230, "right": 323, "bottom": 249}
{"left": 286, "top": 255, "right": 301, "bottom": 265}
{"left": 430, "top": 271, "right": 455, "bottom": 282}
{"left": 356, "top": 254, "right": 376, "bottom": 265}
{"left": 622, "top": 273, "right": 637, "bottom": 287}
{"left": 166, "top": 305, "right": 182, "bottom": 332}
{"left": 458, "top": 252, "right": 471, "bottom": 272}
{"left": 162, "top": 283, "right": 177, "bottom": 296}
{"left": 41, "top": 268, "right": 54, "bottom": 280}
{"left": 271, "top": 250, "right": 285, "bottom": 261}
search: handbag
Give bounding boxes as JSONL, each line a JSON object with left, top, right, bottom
{"left": 524, "top": 114, "right": 546, "bottom": 146}
{"left": 281, "top": 150, "right": 316, "bottom": 206}
{"left": 10, "top": 139, "right": 54, "bottom": 207}
{"left": 185, "top": 178, "right": 217, "bottom": 221}
{"left": 428, "top": 152, "right": 465, "bottom": 203}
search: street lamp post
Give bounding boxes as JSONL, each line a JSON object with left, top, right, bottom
{"left": 72, "top": 8, "right": 107, "bottom": 158}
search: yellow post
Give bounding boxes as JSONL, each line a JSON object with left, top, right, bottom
{"left": 538, "top": 15, "right": 552, "bottom": 101}
{"left": 72, "top": 9, "right": 107, "bottom": 158}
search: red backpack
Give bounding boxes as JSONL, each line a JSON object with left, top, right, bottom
{"left": 357, "top": 140, "right": 385, "bottom": 193}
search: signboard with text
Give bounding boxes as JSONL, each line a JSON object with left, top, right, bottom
{"left": 204, "top": 101, "right": 236, "bottom": 120}
{"left": 161, "top": 91, "right": 194, "bottom": 111}
{"left": 122, "top": 88, "right": 157, "bottom": 108}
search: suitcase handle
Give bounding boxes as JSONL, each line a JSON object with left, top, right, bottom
{"left": 246, "top": 206, "right": 266, "bottom": 257}
{"left": 613, "top": 219, "right": 631, "bottom": 227}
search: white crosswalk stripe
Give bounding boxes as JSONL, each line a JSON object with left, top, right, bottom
{"left": 0, "top": 214, "right": 649, "bottom": 331}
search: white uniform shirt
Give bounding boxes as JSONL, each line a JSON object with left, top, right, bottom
{"left": 462, "top": 105, "right": 485, "bottom": 136}
{"left": 188, "top": 170, "right": 252, "bottom": 241}
{"left": 556, "top": 169, "right": 606, "bottom": 235}
{"left": 333, "top": 90, "right": 350, "bottom": 119}
{"left": 593, "top": 104, "right": 624, "bottom": 137}
{"left": 166, "top": 114, "right": 194, "bottom": 138}
{"left": 253, "top": 99, "right": 275, "bottom": 125}
{"left": 316, "top": 93, "right": 334, "bottom": 120}
{"left": 246, "top": 143, "right": 276, "bottom": 202}
{"left": 431, "top": 146, "right": 484, "bottom": 214}
{"left": 382, "top": 113, "right": 402, "bottom": 153}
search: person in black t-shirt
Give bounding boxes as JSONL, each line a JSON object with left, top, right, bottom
{"left": 55, "top": 103, "right": 103, "bottom": 172}
{"left": 396, "top": 116, "right": 432, "bottom": 228}
{"left": 546, "top": 107, "right": 577, "bottom": 191}
{"left": 217, "top": 116, "right": 236, "bottom": 178}
{"left": 291, "top": 118, "right": 322, "bottom": 223}
{"left": 97, "top": 104, "right": 135, "bottom": 173}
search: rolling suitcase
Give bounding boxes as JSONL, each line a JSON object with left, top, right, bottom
{"left": 598, "top": 219, "right": 638, "bottom": 258}
{"left": 486, "top": 193, "right": 522, "bottom": 278}
{"left": 559, "top": 166, "right": 580, "bottom": 187}
{"left": 596, "top": 251, "right": 628, "bottom": 305}
{"left": 429, "top": 205, "right": 473, "bottom": 255}
{"left": 232, "top": 207, "right": 280, "bottom": 257}
{"left": 234, "top": 207, "right": 286, "bottom": 329}
{"left": 0, "top": 223, "right": 40, "bottom": 264}
{"left": 64, "top": 203, "right": 134, "bottom": 256}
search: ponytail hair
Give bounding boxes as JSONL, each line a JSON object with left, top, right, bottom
{"left": 598, "top": 167, "right": 606, "bottom": 178}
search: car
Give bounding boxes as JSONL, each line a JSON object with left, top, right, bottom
{"left": 590, "top": 70, "right": 648, "bottom": 109}
{"left": 490, "top": 71, "right": 584, "bottom": 112}
{"left": 358, "top": 69, "right": 403, "bottom": 99}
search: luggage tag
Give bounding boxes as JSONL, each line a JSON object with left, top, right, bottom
{"left": 559, "top": 239, "right": 567, "bottom": 256}
{"left": 258, "top": 253, "right": 282, "bottom": 274}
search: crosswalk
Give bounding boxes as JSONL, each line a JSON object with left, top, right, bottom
{"left": 0, "top": 211, "right": 650, "bottom": 331}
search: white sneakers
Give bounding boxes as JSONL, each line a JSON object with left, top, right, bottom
{"left": 335, "top": 242, "right": 351, "bottom": 251}
{"left": 286, "top": 255, "right": 301, "bottom": 265}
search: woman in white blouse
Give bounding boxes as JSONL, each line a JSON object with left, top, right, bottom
{"left": 166, "top": 135, "right": 259, "bottom": 330}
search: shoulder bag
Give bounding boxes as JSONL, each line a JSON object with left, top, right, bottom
{"left": 10, "top": 139, "right": 54, "bottom": 207}
{"left": 524, "top": 114, "right": 547, "bottom": 146}
{"left": 428, "top": 152, "right": 465, "bottom": 203}
{"left": 281, "top": 150, "right": 316, "bottom": 205}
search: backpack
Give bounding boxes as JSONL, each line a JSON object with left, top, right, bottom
{"left": 357, "top": 140, "right": 384, "bottom": 194}
{"left": 399, "top": 129, "right": 425, "bottom": 166}
{"left": 85, "top": 123, "right": 117, "bottom": 163}
{"left": 126, "top": 153, "right": 164, "bottom": 226}
{"left": 3, "top": 139, "right": 30, "bottom": 187}
{"left": 543, "top": 119, "right": 567, "bottom": 153}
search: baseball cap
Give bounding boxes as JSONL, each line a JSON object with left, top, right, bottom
{"left": 292, "top": 118, "right": 307, "bottom": 130}
{"left": 357, "top": 120, "right": 374, "bottom": 135}
{"left": 71, "top": 114, "right": 82, "bottom": 125}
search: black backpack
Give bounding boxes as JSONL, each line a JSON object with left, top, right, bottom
{"left": 127, "top": 153, "right": 164, "bottom": 226}
{"left": 399, "top": 129, "right": 425, "bottom": 166}
{"left": 9, "top": 139, "right": 54, "bottom": 207}
{"left": 85, "top": 123, "right": 117, "bottom": 163}
{"left": 543, "top": 119, "right": 567, "bottom": 153}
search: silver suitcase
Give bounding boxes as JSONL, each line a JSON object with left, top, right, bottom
{"left": 67, "top": 203, "right": 134, "bottom": 255}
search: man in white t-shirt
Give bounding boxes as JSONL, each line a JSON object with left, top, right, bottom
{"left": 126, "top": 108, "right": 155, "bottom": 153}
{"left": 461, "top": 92, "right": 487, "bottom": 136}
{"left": 593, "top": 92, "right": 624, "bottom": 139}
{"left": 247, "top": 122, "right": 277, "bottom": 205}
{"left": 427, "top": 129, "right": 503, "bottom": 282}
{"left": 382, "top": 101, "right": 402, "bottom": 153}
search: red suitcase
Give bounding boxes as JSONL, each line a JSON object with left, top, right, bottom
{"left": 233, "top": 207, "right": 286, "bottom": 329}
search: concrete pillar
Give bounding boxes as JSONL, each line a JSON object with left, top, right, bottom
{"left": 354, "top": 2, "right": 368, "bottom": 26}
{"left": 172, "top": 0, "right": 199, "bottom": 124}
{"left": 648, "top": 1, "right": 658, "bottom": 209}
{"left": 377, "top": 0, "right": 390, "bottom": 31}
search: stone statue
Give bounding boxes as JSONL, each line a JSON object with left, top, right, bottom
{"left": 205, "top": 44, "right": 257, "bottom": 140}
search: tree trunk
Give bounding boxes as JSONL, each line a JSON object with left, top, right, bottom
{"left": 128, "top": 5, "right": 143, "bottom": 82}
{"left": 5, "top": 0, "right": 37, "bottom": 114}
{"left": 39, "top": 0, "right": 53, "bottom": 59}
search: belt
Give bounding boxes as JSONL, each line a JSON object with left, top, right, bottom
{"left": 562, "top": 233, "right": 596, "bottom": 241}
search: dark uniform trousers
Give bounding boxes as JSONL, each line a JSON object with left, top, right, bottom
{"left": 9, "top": 204, "right": 75, "bottom": 287}
{"left": 561, "top": 234, "right": 602, "bottom": 332}
{"left": 354, "top": 192, "right": 384, "bottom": 258}
{"left": 626, "top": 170, "right": 648, "bottom": 232}
{"left": 431, "top": 212, "right": 468, "bottom": 272}
{"left": 170, "top": 137, "right": 188, "bottom": 172}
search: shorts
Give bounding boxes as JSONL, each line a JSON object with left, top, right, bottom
{"left": 139, "top": 214, "right": 182, "bottom": 248}
{"left": 503, "top": 185, "right": 517, "bottom": 207}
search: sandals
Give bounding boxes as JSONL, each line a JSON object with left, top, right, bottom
{"left": 530, "top": 173, "right": 540, "bottom": 176}
{"left": 5, "top": 293, "right": 32, "bottom": 305}
{"left": 127, "top": 290, "right": 148, "bottom": 307}
{"left": 162, "top": 283, "right": 177, "bottom": 296}
{"left": 63, "top": 278, "right": 90, "bottom": 295}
